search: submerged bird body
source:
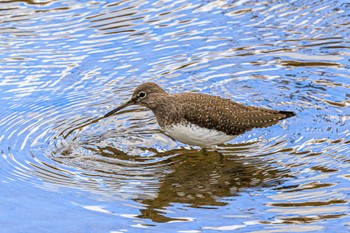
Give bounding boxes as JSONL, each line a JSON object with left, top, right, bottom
{"left": 104, "top": 82, "right": 295, "bottom": 147}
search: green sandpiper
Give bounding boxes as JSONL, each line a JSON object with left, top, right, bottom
{"left": 104, "top": 82, "right": 295, "bottom": 147}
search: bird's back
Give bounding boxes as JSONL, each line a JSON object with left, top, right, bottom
{"left": 172, "top": 93, "right": 294, "bottom": 136}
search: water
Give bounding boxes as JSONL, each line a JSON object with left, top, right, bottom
{"left": 0, "top": 0, "right": 350, "bottom": 232}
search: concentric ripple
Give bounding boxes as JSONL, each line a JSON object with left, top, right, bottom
{"left": 0, "top": 0, "right": 350, "bottom": 231}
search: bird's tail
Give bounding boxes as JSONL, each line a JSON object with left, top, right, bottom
{"left": 279, "top": 110, "right": 296, "bottom": 120}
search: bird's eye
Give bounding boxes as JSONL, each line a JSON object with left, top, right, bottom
{"left": 138, "top": 91, "right": 147, "bottom": 98}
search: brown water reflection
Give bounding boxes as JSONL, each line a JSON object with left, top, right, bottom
{"left": 4, "top": 0, "right": 52, "bottom": 4}
{"left": 130, "top": 148, "right": 290, "bottom": 223}
{"left": 49, "top": 135, "right": 291, "bottom": 223}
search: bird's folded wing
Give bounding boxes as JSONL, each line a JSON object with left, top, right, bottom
{"left": 179, "top": 93, "right": 288, "bottom": 136}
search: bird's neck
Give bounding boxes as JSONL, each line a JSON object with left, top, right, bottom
{"left": 151, "top": 96, "right": 171, "bottom": 112}
{"left": 145, "top": 95, "right": 179, "bottom": 128}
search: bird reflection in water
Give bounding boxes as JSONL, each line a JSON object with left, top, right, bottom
{"left": 93, "top": 145, "right": 290, "bottom": 223}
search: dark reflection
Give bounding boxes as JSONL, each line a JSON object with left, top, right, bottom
{"left": 131, "top": 148, "right": 291, "bottom": 223}
{"left": 49, "top": 138, "right": 291, "bottom": 223}
{"left": 281, "top": 60, "right": 341, "bottom": 67}
{"left": 87, "top": 3, "right": 142, "bottom": 35}
{"left": 3, "top": 0, "right": 52, "bottom": 5}
{"left": 52, "top": 137, "right": 291, "bottom": 222}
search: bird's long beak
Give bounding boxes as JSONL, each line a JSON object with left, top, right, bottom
{"left": 104, "top": 98, "right": 135, "bottom": 118}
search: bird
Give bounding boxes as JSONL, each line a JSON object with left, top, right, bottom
{"left": 103, "top": 82, "right": 295, "bottom": 148}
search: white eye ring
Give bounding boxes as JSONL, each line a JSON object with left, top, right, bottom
{"left": 138, "top": 91, "right": 147, "bottom": 98}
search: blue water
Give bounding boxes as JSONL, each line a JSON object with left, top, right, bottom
{"left": 1, "top": 0, "right": 350, "bottom": 232}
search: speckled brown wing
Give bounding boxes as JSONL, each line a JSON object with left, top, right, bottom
{"left": 176, "top": 93, "right": 294, "bottom": 136}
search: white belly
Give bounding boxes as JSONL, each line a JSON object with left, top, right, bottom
{"left": 163, "top": 123, "right": 235, "bottom": 147}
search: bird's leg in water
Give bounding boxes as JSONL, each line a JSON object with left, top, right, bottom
{"left": 201, "top": 147, "right": 224, "bottom": 162}
{"left": 201, "top": 147, "right": 209, "bottom": 156}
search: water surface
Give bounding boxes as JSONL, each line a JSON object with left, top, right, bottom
{"left": 1, "top": 0, "right": 350, "bottom": 232}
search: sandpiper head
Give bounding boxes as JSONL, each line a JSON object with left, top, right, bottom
{"left": 104, "top": 82, "right": 167, "bottom": 118}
